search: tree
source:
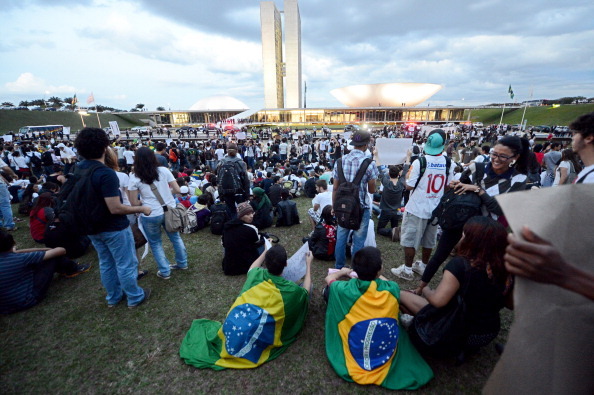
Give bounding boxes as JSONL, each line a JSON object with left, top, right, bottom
{"left": 48, "top": 96, "right": 62, "bottom": 107}
{"left": 135, "top": 103, "right": 145, "bottom": 111}
{"left": 156, "top": 106, "right": 165, "bottom": 111}
{"left": 1, "top": 102, "right": 14, "bottom": 107}
{"left": 19, "top": 100, "right": 30, "bottom": 107}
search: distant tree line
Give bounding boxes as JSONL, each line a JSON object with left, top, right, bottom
{"left": 1, "top": 98, "right": 169, "bottom": 112}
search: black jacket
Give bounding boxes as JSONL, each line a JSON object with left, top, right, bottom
{"left": 276, "top": 199, "right": 300, "bottom": 227}
{"left": 221, "top": 218, "right": 265, "bottom": 275}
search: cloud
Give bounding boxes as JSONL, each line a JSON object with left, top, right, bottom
{"left": 5, "top": 73, "right": 77, "bottom": 95}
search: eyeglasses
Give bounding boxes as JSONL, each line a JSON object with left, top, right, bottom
{"left": 490, "top": 152, "right": 514, "bottom": 161}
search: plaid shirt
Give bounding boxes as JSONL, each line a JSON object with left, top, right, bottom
{"left": 333, "top": 149, "right": 379, "bottom": 208}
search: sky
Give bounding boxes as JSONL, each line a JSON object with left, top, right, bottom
{"left": 1, "top": 0, "right": 593, "bottom": 112}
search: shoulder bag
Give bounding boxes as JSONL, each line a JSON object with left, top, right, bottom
{"left": 150, "top": 183, "right": 187, "bottom": 233}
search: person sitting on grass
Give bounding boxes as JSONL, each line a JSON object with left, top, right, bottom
{"left": 275, "top": 188, "right": 300, "bottom": 227}
{"left": 29, "top": 192, "right": 55, "bottom": 244}
{"left": 305, "top": 205, "right": 337, "bottom": 261}
{"left": 250, "top": 187, "right": 273, "bottom": 230}
{"left": 324, "top": 246, "right": 433, "bottom": 390}
{"left": 0, "top": 229, "right": 91, "bottom": 315}
{"left": 180, "top": 244, "right": 311, "bottom": 370}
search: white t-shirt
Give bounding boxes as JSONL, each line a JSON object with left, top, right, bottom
{"left": 576, "top": 164, "right": 594, "bottom": 184}
{"left": 116, "top": 171, "right": 131, "bottom": 206}
{"left": 128, "top": 167, "right": 176, "bottom": 217}
{"left": 123, "top": 150, "right": 135, "bottom": 165}
{"left": 312, "top": 190, "right": 332, "bottom": 213}
{"left": 405, "top": 154, "right": 455, "bottom": 219}
{"left": 552, "top": 161, "right": 572, "bottom": 186}
{"left": 215, "top": 148, "right": 225, "bottom": 160}
{"left": 279, "top": 143, "right": 288, "bottom": 155}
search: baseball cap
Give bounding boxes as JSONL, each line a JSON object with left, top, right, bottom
{"left": 424, "top": 129, "right": 446, "bottom": 155}
{"left": 180, "top": 186, "right": 189, "bottom": 194}
{"left": 349, "top": 130, "right": 371, "bottom": 147}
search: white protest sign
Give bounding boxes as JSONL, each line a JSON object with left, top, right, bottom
{"left": 375, "top": 138, "right": 413, "bottom": 165}
{"left": 109, "top": 121, "right": 121, "bottom": 136}
{"left": 281, "top": 242, "right": 309, "bottom": 283}
{"left": 63, "top": 127, "right": 71, "bottom": 135}
{"left": 2, "top": 134, "right": 13, "bottom": 142}
{"left": 236, "top": 132, "right": 246, "bottom": 140}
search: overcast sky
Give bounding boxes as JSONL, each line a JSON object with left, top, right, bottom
{"left": 1, "top": 0, "right": 593, "bottom": 111}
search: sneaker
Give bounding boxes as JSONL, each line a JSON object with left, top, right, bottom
{"left": 128, "top": 288, "right": 152, "bottom": 309}
{"left": 391, "top": 227, "right": 401, "bottom": 242}
{"left": 63, "top": 263, "right": 92, "bottom": 278}
{"left": 6, "top": 226, "right": 18, "bottom": 232}
{"left": 169, "top": 264, "right": 188, "bottom": 270}
{"left": 391, "top": 265, "right": 414, "bottom": 281}
{"left": 412, "top": 261, "right": 426, "bottom": 276}
{"left": 156, "top": 271, "right": 171, "bottom": 280}
{"left": 400, "top": 314, "right": 414, "bottom": 330}
{"left": 137, "top": 270, "right": 149, "bottom": 280}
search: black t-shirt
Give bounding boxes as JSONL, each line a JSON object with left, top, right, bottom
{"left": 445, "top": 257, "right": 506, "bottom": 334}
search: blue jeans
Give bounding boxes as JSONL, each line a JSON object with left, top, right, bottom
{"left": 335, "top": 209, "right": 371, "bottom": 269}
{"left": 88, "top": 227, "right": 145, "bottom": 306}
{"left": 0, "top": 183, "right": 15, "bottom": 230}
{"left": 141, "top": 214, "right": 187, "bottom": 276}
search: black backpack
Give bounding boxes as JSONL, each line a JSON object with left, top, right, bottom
{"left": 29, "top": 153, "right": 42, "bottom": 168}
{"left": 210, "top": 203, "right": 229, "bottom": 235}
{"left": 41, "top": 151, "right": 54, "bottom": 166}
{"left": 333, "top": 158, "right": 372, "bottom": 230}
{"left": 187, "top": 149, "right": 198, "bottom": 164}
{"left": 429, "top": 165, "right": 484, "bottom": 231}
{"left": 217, "top": 161, "right": 245, "bottom": 196}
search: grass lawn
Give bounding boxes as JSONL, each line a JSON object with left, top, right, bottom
{"left": 0, "top": 197, "right": 512, "bottom": 393}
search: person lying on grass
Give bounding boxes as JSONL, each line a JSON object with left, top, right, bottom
{"left": 180, "top": 245, "right": 312, "bottom": 369}
{"left": 324, "top": 246, "right": 433, "bottom": 390}
{"left": 0, "top": 229, "right": 91, "bottom": 315}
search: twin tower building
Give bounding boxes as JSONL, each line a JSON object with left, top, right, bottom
{"left": 260, "top": 0, "right": 302, "bottom": 109}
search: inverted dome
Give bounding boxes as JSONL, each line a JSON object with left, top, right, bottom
{"left": 189, "top": 95, "right": 249, "bottom": 111}
{"left": 331, "top": 83, "right": 442, "bottom": 107}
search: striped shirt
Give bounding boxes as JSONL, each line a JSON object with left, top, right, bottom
{"left": 0, "top": 251, "right": 45, "bottom": 314}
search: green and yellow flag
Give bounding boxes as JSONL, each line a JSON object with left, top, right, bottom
{"left": 180, "top": 268, "right": 308, "bottom": 370}
{"left": 326, "top": 279, "right": 433, "bottom": 390}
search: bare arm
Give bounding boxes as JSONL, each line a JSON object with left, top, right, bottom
{"left": 248, "top": 248, "right": 267, "bottom": 271}
{"left": 301, "top": 251, "right": 313, "bottom": 293}
{"left": 367, "top": 179, "right": 376, "bottom": 194}
{"left": 422, "top": 270, "right": 460, "bottom": 308}
{"left": 325, "top": 267, "right": 353, "bottom": 286}
{"left": 505, "top": 227, "right": 594, "bottom": 301}
{"left": 558, "top": 166, "right": 568, "bottom": 185}
{"left": 332, "top": 178, "right": 340, "bottom": 204}
{"left": 169, "top": 180, "right": 181, "bottom": 195}
{"left": 44, "top": 247, "right": 67, "bottom": 260}
{"left": 104, "top": 196, "right": 150, "bottom": 216}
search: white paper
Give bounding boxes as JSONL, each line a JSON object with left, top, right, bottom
{"left": 109, "top": 121, "right": 121, "bottom": 136}
{"left": 236, "top": 132, "right": 246, "bottom": 140}
{"left": 375, "top": 138, "right": 413, "bottom": 165}
{"left": 63, "top": 126, "right": 70, "bottom": 135}
{"left": 2, "top": 134, "right": 13, "bottom": 142}
{"left": 281, "top": 242, "right": 309, "bottom": 283}
{"left": 264, "top": 238, "right": 272, "bottom": 250}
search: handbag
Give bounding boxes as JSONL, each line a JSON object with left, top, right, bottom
{"left": 131, "top": 221, "right": 147, "bottom": 249}
{"left": 413, "top": 262, "right": 472, "bottom": 352}
{"left": 150, "top": 183, "right": 187, "bottom": 233}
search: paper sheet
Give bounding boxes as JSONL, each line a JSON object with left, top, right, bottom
{"left": 63, "top": 127, "right": 71, "bottom": 135}
{"left": 109, "top": 121, "right": 121, "bottom": 136}
{"left": 375, "top": 138, "right": 413, "bottom": 165}
{"left": 236, "top": 132, "right": 246, "bottom": 140}
{"left": 2, "top": 134, "right": 13, "bottom": 142}
{"left": 281, "top": 242, "right": 309, "bottom": 283}
{"left": 484, "top": 185, "right": 594, "bottom": 394}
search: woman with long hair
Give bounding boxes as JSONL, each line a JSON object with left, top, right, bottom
{"left": 413, "top": 135, "right": 528, "bottom": 294}
{"left": 29, "top": 192, "right": 55, "bottom": 243}
{"left": 127, "top": 147, "right": 187, "bottom": 280}
{"left": 400, "top": 216, "right": 513, "bottom": 356}
{"left": 553, "top": 148, "right": 582, "bottom": 186}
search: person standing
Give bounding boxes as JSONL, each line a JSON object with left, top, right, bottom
{"left": 332, "top": 130, "right": 379, "bottom": 269}
{"left": 216, "top": 143, "right": 249, "bottom": 217}
{"left": 541, "top": 142, "right": 562, "bottom": 187}
{"left": 0, "top": 152, "right": 18, "bottom": 231}
{"left": 74, "top": 128, "right": 151, "bottom": 308}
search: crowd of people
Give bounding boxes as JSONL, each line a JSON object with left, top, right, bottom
{"left": 1, "top": 112, "right": 593, "bottom": 390}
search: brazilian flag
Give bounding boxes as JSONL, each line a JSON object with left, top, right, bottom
{"left": 326, "top": 279, "right": 433, "bottom": 390}
{"left": 180, "top": 267, "right": 309, "bottom": 369}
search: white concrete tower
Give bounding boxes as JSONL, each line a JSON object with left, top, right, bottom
{"left": 283, "top": 0, "right": 302, "bottom": 108}
{"left": 260, "top": 1, "right": 284, "bottom": 109}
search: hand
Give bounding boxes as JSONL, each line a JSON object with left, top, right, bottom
{"left": 305, "top": 251, "right": 313, "bottom": 266}
{"left": 453, "top": 182, "right": 478, "bottom": 195}
{"left": 505, "top": 227, "right": 569, "bottom": 286}
{"left": 341, "top": 267, "right": 353, "bottom": 276}
{"left": 142, "top": 206, "right": 152, "bottom": 216}
{"left": 410, "top": 286, "right": 424, "bottom": 296}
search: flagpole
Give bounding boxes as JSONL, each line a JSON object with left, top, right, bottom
{"left": 499, "top": 103, "right": 505, "bottom": 129}
{"left": 95, "top": 103, "right": 101, "bottom": 128}
{"left": 520, "top": 87, "right": 532, "bottom": 131}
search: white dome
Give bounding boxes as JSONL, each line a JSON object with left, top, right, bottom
{"left": 331, "top": 83, "right": 442, "bottom": 107}
{"left": 189, "top": 95, "right": 249, "bottom": 111}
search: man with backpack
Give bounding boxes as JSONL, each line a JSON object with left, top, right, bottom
{"left": 392, "top": 129, "right": 455, "bottom": 281}
{"left": 216, "top": 143, "right": 249, "bottom": 217}
{"left": 332, "top": 130, "right": 379, "bottom": 269}
{"left": 71, "top": 128, "right": 152, "bottom": 308}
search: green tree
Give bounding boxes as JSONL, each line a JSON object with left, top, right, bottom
{"left": 48, "top": 96, "right": 62, "bottom": 107}
{"left": 1, "top": 102, "right": 14, "bottom": 107}
{"left": 135, "top": 103, "right": 145, "bottom": 111}
{"left": 19, "top": 100, "right": 30, "bottom": 107}
{"left": 156, "top": 106, "right": 165, "bottom": 111}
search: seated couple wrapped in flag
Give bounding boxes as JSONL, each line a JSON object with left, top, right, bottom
{"left": 324, "top": 247, "right": 433, "bottom": 390}
{"left": 179, "top": 245, "right": 311, "bottom": 369}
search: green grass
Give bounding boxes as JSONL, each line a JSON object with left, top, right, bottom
{"left": 0, "top": 198, "right": 512, "bottom": 393}
{"left": 465, "top": 103, "right": 594, "bottom": 126}
{"left": 0, "top": 110, "right": 146, "bottom": 134}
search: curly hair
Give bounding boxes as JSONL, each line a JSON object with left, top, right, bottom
{"left": 132, "top": 147, "right": 160, "bottom": 184}
{"left": 74, "top": 128, "right": 109, "bottom": 160}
